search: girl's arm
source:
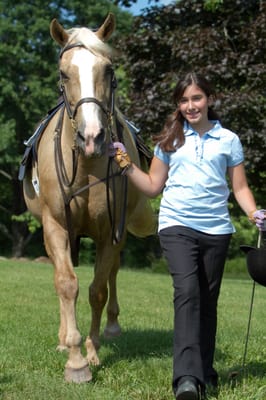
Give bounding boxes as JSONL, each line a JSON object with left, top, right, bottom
{"left": 126, "top": 156, "right": 169, "bottom": 198}
{"left": 228, "top": 163, "right": 257, "bottom": 216}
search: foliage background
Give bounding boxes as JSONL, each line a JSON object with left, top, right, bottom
{"left": 0, "top": 0, "right": 265, "bottom": 264}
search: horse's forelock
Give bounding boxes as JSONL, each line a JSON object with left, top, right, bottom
{"left": 66, "top": 27, "right": 112, "bottom": 59}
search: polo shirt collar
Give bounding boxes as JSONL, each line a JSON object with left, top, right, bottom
{"left": 184, "top": 120, "right": 221, "bottom": 138}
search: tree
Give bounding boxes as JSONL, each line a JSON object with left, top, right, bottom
{"left": 0, "top": 0, "right": 133, "bottom": 257}
{"left": 1, "top": 0, "right": 265, "bottom": 260}
{"left": 116, "top": 0, "right": 266, "bottom": 209}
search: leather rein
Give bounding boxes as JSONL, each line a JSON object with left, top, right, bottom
{"left": 53, "top": 42, "right": 128, "bottom": 264}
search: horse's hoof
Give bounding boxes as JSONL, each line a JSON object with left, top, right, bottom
{"left": 103, "top": 323, "right": 122, "bottom": 339}
{"left": 64, "top": 365, "right": 92, "bottom": 383}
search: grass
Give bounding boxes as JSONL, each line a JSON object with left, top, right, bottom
{"left": 0, "top": 259, "right": 266, "bottom": 399}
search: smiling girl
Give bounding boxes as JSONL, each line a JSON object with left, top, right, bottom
{"left": 111, "top": 72, "right": 265, "bottom": 400}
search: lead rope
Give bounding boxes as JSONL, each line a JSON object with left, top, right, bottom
{"left": 54, "top": 106, "right": 79, "bottom": 265}
{"left": 106, "top": 106, "right": 128, "bottom": 245}
{"left": 106, "top": 156, "right": 128, "bottom": 245}
{"left": 105, "top": 71, "right": 128, "bottom": 245}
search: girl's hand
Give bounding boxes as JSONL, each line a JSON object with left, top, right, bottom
{"left": 109, "top": 142, "right": 132, "bottom": 172}
{"left": 249, "top": 209, "right": 266, "bottom": 231}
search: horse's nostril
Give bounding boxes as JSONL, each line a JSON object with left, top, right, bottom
{"left": 77, "top": 131, "right": 85, "bottom": 142}
{"left": 94, "top": 128, "right": 105, "bottom": 147}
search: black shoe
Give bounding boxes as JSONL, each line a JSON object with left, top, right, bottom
{"left": 175, "top": 378, "right": 199, "bottom": 400}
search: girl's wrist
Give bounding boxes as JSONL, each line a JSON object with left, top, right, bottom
{"left": 248, "top": 209, "right": 257, "bottom": 222}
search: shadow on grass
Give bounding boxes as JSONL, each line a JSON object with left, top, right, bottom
{"left": 99, "top": 328, "right": 173, "bottom": 364}
{"left": 96, "top": 330, "right": 266, "bottom": 389}
{"left": 0, "top": 374, "right": 13, "bottom": 396}
{"left": 203, "top": 344, "right": 266, "bottom": 389}
{"left": 221, "top": 360, "right": 266, "bottom": 385}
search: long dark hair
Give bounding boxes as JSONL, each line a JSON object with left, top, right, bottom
{"left": 154, "top": 72, "right": 220, "bottom": 152}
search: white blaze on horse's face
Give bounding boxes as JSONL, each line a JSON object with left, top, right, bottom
{"left": 72, "top": 49, "right": 103, "bottom": 156}
{"left": 65, "top": 47, "right": 112, "bottom": 157}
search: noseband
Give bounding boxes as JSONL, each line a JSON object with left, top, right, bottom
{"left": 59, "top": 42, "right": 117, "bottom": 137}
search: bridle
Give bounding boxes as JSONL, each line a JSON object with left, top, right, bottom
{"left": 58, "top": 42, "right": 117, "bottom": 145}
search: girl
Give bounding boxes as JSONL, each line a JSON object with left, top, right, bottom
{"left": 111, "top": 72, "right": 265, "bottom": 400}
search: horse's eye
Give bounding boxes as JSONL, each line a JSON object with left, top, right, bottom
{"left": 60, "top": 70, "right": 69, "bottom": 82}
{"left": 105, "top": 66, "right": 113, "bottom": 78}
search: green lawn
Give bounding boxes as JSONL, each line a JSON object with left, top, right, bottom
{"left": 0, "top": 259, "right": 266, "bottom": 399}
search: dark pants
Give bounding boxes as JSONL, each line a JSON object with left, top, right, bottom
{"left": 159, "top": 225, "right": 231, "bottom": 392}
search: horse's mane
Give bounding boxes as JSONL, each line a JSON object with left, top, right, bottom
{"left": 66, "top": 27, "right": 112, "bottom": 59}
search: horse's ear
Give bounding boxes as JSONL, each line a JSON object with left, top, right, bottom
{"left": 96, "top": 13, "right": 116, "bottom": 42}
{"left": 50, "top": 19, "right": 69, "bottom": 47}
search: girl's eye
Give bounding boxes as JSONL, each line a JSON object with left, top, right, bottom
{"left": 192, "top": 95, "right": 203, "bottom": 101}
{"left": 179, "top": 95, "right": 203, "bottom": 105}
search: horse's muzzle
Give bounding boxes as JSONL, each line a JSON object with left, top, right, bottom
{"left": 77, "top": 128, "right": 106, "bottom": 157}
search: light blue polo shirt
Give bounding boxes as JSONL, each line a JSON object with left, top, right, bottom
{"left": 154, "top": 121, "right": 244, "bottom": 234}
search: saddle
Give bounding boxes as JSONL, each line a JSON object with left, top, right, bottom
{"left": 18, "top": 104, "right": 152, "bottom": 181}
{"left": 18, "top": 101, "right": 64, "bottom": 181}
{"left": 124, "top": 118, "right": 153, "bottom": 162}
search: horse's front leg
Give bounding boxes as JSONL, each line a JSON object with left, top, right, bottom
{"left": 43, "top": 211, "right": 92, "bottom": 383}
{"left": 104, "top": 250, "right": 122, "bottom": 339}
{"left": 85, "top": 243, "right": 122, "bottom": 365}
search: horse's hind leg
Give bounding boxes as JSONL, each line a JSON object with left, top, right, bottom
{"left": 43, "top": 211, "right": 92, "bottom": 383}
{"left": 85, "top": 244, "right": 121, "bottom": 364}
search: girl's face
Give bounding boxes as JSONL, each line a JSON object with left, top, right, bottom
{"left": 178, "top": 83, "right": 212, "bottom": 130}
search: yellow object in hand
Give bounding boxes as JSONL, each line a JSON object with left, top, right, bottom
{"left": 114, "top": 148, "right": 132, "bottom": 170}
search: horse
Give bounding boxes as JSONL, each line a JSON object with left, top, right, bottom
{"left": 22, "top": 13, "right": 156, "bottom": 383}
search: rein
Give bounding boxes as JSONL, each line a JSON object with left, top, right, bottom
{"left": 54, "top": 42, "right": 127, "bottom": 263}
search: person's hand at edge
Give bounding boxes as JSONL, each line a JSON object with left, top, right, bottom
{"left": 249, "top": 209, "right": 266, "bottom": 231}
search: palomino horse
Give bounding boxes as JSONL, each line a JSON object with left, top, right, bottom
{"left": 22, "top": 13, "right": 155, "bottom": 383}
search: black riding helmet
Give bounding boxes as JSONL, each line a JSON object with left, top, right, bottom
{"left": 240, "top": 245, "right": 266, "bottom": 287}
